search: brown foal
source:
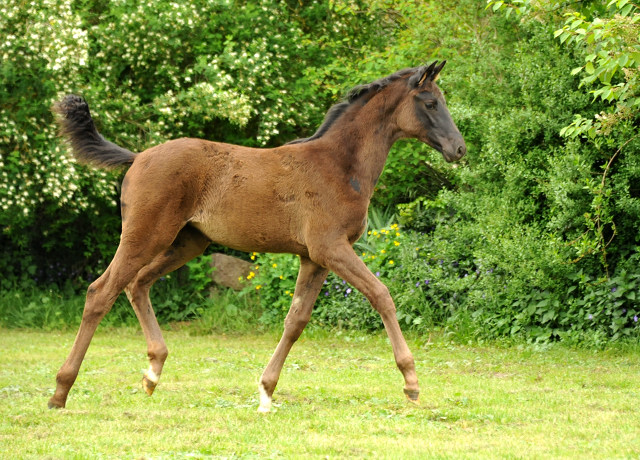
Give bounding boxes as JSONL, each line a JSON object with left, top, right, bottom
{"left": 49, "top": 61, "right": 466, "bottom": 412}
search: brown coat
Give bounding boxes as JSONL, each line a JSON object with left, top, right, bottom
{"left": 49, "top": 62, "right": 465, "bottom": 412}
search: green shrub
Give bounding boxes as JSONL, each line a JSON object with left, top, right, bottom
{"left": 240, "top": 252, "right": 298, "bottom": 327}
{"left": 245, "top": 202, "right": 639, "bottom": 346}
{"left": 190, "top": 288, "right": 263, "bottom": 335}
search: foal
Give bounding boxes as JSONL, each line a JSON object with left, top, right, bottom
{"left": 49, "top": 61, "right": 466, "bottom": 412}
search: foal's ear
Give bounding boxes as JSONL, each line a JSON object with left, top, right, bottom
{"left": 432, "top": 60, "right": 446, "bottom": 81}
{"left": 413, "top": 60, "right": 447, "bottom": 88}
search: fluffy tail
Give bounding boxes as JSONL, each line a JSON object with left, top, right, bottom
{"left": 53, "top": 95, "right": 137, "bottom": 169}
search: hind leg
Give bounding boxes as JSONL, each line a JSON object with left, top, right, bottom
{"left": 124, "top": 225, "right": 210, "bottom": 395}
{"left": 48, "top": 245, "right": 156, "bottom": 408}
{"left": 48, "top": 216, "right": 186, "bottom": 409}
{"left": 258, "top": 257, "right": 328, "bottom": 412}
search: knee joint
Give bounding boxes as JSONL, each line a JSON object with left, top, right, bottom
{"left": 284, "top": 314, "right": 309, "bottom": 336}
{"left": 284, "top": 304, "right": 311, "bottom": 337}
{"left": 81, "top": 300, "right": 111, "bottom": 323}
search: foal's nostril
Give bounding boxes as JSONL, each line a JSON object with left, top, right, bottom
{"left": 456, "top": 144, "right": 466, "bottom": 157}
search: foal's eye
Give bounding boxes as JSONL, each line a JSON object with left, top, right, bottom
{"left": 424, "top": 100, "right": 437, "bottom": 110}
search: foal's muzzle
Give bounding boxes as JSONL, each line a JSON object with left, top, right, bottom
{"left": 442, "top": 140, "right": 466, "bottom": 163}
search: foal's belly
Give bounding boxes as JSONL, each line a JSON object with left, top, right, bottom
{"left": 189, "top": 209, "right": 308, "bottom": 256}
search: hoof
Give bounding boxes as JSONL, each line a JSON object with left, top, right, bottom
{"left": 47, "top": 399, "right": 65, "bottom": 409}
{"left": 257, "top": 405, "right": 271, "bottom": 414}
{"left": 404, "top": 388, "right": 420, "bottom": 404}
{"left": 142, "top": 368, "right": 159, "bottom": 396}
{"left": 142, "top": 375, "right": 157, "bottom": 396}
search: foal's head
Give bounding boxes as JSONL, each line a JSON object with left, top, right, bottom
{"left": 396, "top": 61, "right": 466, "bottom": 162}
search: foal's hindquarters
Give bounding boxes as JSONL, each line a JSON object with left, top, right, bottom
{"left": 48, "top": 143, "right": 213, "bottom": 408}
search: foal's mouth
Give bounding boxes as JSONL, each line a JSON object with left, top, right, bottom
{"left": 423, "top": 136, "right": 466, "bottom": 162}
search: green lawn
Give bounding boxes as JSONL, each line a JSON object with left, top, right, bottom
{"left": 1, "top": 328, "right": 639, "bottom": 459}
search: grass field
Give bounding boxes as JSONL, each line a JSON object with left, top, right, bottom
{"left": 1, "top": 327, "right": 639, "bottom": 459}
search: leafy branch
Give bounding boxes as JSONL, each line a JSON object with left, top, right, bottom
{"left": 488, "top": 0, "right": 640, "bottom": 274}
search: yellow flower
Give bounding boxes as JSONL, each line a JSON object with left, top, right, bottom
{"left": 394, "top": 241, "right": 400, "bottom": 246}
{"left": 388, "top": 260, "right": 394, "bottom": 265}
{"left": 255, "top": 285, "right": 262, "bottom": 290}
{"left": 380, "top": 249, "right": 386, "bottom": 254}
{"left": 279, "top": 275, "right": 284, "bottom": 280}
{"left": 395, "top": 232, "right": 401, "bottom": 237}
{"left": 272, "top": 263, "right": 278, "bottom": 268}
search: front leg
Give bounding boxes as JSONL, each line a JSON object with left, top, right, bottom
{"left": 258, "top": 257, "right": 328, "bottom": 412}
{"left": 309, "top": 239, "right": 420, "bottom": 403}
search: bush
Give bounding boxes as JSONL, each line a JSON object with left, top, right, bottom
{"left": 3, "top": 0, "right": 639, "bottom": 348}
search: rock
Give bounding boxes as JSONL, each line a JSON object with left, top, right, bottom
{"left": 209, "top": 253, "right": 255, "bottom": 290}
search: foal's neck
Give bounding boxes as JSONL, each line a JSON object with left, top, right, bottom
{"left": 328, "top": 90, "right": 403, "bottom": 199}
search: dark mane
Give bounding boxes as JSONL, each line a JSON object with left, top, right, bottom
{"left": 286, "top": 66, "right": 420, "bottom": 145}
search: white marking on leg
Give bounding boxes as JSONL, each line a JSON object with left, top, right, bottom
{"left": 258, "top": 383, "right": 272, "bottom": 413}
{"left": 145, "top": 367, "right": 159, "bottom": 383}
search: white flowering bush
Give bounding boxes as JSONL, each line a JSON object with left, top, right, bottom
{"left": 1, "top": 0, "right": 390, "bottom": 285}
{"left": 81, "top": 0, "right": 388, "bottom": 145}
{"left": 0, "top": 0, "right": 120, "bottom": 285}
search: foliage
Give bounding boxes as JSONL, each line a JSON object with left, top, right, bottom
{"left": 487, "top": 0, "right": 640, "bottom": 268}
{"left": 242, "top": 252, "right": 299, "bottom": 327}
{"left": 3, "top": 0, "right": 640, "bottom": 346}
{"left": 555, "top": 0, "right": 640, "bottom": 137}
{"left": 0, "top": 282, "right": 134, "bottom": 330}
{"left": 0, "top": 0, "right": 120, "bottom": 283}
{"left": 0, "top": 254, "right": 261, "bottom": 330}
{"left": 249, "top": 215, "right": 639, "bottom": 345}
{"left": 389, "top": 0, "right": 640, "bottom": 344}
{"left": 0, "top": 284, "right": 83, "bottom": 330}
{"left": 189, "top": 287, "right": 263, "bottom": 335}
